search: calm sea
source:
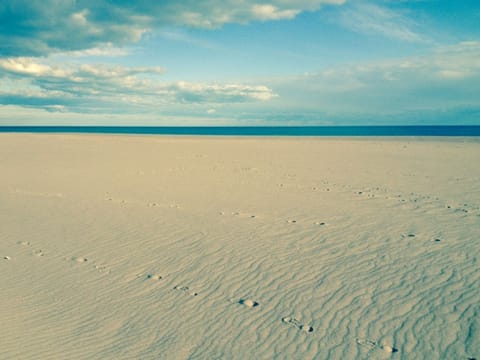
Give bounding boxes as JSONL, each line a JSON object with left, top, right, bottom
{"left": 0, "top": 126, "right": 479, "bottom": 136}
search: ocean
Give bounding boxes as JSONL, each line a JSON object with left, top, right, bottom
{"left": 0, "top": 125, "right": 479, "bottom": 136}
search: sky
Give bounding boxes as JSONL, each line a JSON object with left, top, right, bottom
{"left": 0, "top": 0, "right": 479, "bottom": 126}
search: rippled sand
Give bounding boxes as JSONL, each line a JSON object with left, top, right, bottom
{"left": 1, "top": 134, "right": 479, "bottom": 359}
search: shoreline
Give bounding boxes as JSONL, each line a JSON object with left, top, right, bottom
{"left": 1, "top": 132, "right": 480, "bottom": 142}
{"left": 1, "top": 125, "right": 480, "bottom": 137}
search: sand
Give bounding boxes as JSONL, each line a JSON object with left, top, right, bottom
{"left": 0, "top": 134, "right": 479, "bottom": 359}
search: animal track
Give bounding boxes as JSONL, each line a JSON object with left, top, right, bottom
{"left": 281, "top": 316, "right": 313, "bottom": 333}
{"left": 10, "top": 188, "right": 63, "bottom": 198}
{"left": 173, "top": 285, "right": 198, "bottom": 297}
{"left": 355, "top": 338, "right": 398, "bottom": 353}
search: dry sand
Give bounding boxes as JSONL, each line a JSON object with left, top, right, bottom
{"left": 0, "top": 134, "right": 479, "bottom": 359}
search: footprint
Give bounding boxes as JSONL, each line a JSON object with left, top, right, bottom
{"left": 94, "top": 264, "right": 110, "bottom": 274}
{"left": 173, "top": 285, "right": 198, "bottom": 297}
{"left": 3, "top": 256, "right": 11, "bottom": 260}
{"left": 33, "top": 250, "right": 45, "bottom": 257}
{"left": 71, "top": 256, "right": 88, "bottom": 263}
{"left": 355, "top": 338, "right": 377, "bottom": 349}
{"left": 146, "top": 273, "right": 163, "bottom": 280}
{"left": 227, "top": 211, "right": 257, "bottom": 219}
{"left": 287, "top": 219, "right": 297, "bottom": 224}
{"left": 281, "top": 316, "right": 313, "bottom": 333}
{"left": 18, "top": 241, "right": 31, "bottom": 246}
{"left": 239, "top": 299, "right": 259, "bottom": 308}
{"left": 355, "top": 338, "right": 398, "bottom": 353}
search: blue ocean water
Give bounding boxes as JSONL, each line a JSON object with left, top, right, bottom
{"left": 0, "top": 126, "right": 479, "bottom": 136}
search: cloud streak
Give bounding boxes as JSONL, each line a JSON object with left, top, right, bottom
{"left": 337, "top": 2, "right": 424, "bottom": 42}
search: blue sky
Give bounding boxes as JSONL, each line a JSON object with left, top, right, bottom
{"left": 0, "top": 0, "right": 479, "bottom": 125}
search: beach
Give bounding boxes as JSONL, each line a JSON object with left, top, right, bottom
{"left": 1, "top": 133, "right": 479, "bottom": 359}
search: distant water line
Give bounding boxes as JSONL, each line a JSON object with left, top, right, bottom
{"left": 0, "top": 126, "right": 480, "bottom": 136}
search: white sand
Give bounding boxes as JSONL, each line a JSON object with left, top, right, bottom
{"left": 0, "top": 134, "right": 479, "bottom": 359}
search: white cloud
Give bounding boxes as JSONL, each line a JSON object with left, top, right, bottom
{"left": 251, "top": 4, "right": 300, "bottom": 20}
{"left": 0, "top": 58, "right": 53, "bottom": 76}
{"left": 2, "top": 41, "right": 479, "bottom": 120}
{"left": 0, "top": 58, "right": 277, "bottom": 112}
{"left": 0, "top": 0, "right": 346, "bottom": 57}
{"left": 430, "top": 41, "right": 480, "bottom": 79}
{"left": 44, "top": 105, "right": 67, "bottom": 113}
{"left": 172, "top": 82, "right": 277, "bottom": 103}
{"left": 71, "top": 9, "right": 89, "bottom": 26}
{"left": 268, "top": 41, "right": 480, "bottom": 114}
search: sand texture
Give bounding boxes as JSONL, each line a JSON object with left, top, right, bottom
{"left": 0, "top": 134, "right": 479, "bottom": 359}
